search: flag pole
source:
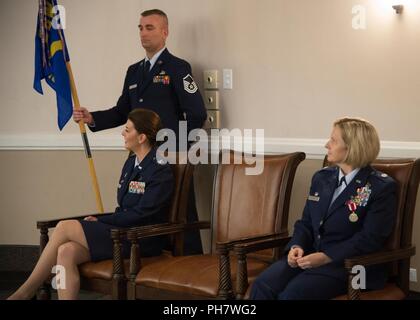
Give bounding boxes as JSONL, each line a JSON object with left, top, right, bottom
{"left": 37, "top": 1, "right": 104, "bottom": 213}
{"left": 66, "top": 62, "right": 104, "bottom": 213}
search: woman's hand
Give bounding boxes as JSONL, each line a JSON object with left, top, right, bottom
{"left": 288, "top": 246, "right": 304, "bottom": 268}
{"left": 83, "top": 216, "right": 98, "bottom": 222}
{"left": 296, "top": 252, "right": 332, "bottom": 269}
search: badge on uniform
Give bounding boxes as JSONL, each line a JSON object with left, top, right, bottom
{"left": 118, "top": 174, "right": 127, "bottom": 189}
{"left": 308, "top": 195, "right": 320, "bottom": 202}
{"left": 308, "top": 192, "right": 320, "bottom": 202}
{"left": 128, "top": 181, "right": 145, "bottom": 194}
{"left": 345, "top": 183, "right": 372, "bottom": 222}
{"left": 153, "top": 73, "right": 170, "bottom": 85}
{"left": 183, "top": 74, "right": 198, "bottom": 94}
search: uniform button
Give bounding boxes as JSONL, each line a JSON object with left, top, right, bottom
{"left": 139, "top": 98, "right": 144, "bottom": 103}
{"left": 317, "top": 235, "right": 321, "bottom": 239}
{"left": 319, "top": 220, "right": 323, "bottom": 226}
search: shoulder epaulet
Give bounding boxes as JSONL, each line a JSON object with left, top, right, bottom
{"left": 319, "top": 166, "right": 336, "bottom": 173}
{"left": 127, "top": 60, "right": 143, "bottom": 71}
{"left": 168, "top": 54, "right": 189, "bottom": 68}
{"left": 156, "top": 158, "right": 166, "bottom": 165}
{"left": 370, "top": 169, "right": 390, "bottom": 181}
{"left": 152, "top": 155, "right": 167, "bottom": 165}
{"left": 368, "top": 169, "right": 396, "bottom": 185}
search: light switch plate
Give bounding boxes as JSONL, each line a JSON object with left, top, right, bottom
{"left": 223, "top": 69, "right": 233, "bottom": 89}
{"left": 207, "top": 110, "right": 220, "bottom": 129}
{"left": 204, "top": 91, "right": 220, "bottom": 110}
{"left": 410, "top": 268, "right": 417, "bottom": 282}
{"left": 203, "top": 70, "right": 218, "bottom": 89}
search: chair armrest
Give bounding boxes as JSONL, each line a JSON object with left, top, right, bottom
{"left": 344, "top": 246, "right": 416, "bottom": 271}
{"left": 232, "top": 234, "right": 291, "bottom": 299}
{"left": 37, "top": 213, "right": 112, "bottom": 229}
{"left": 110, "top": 222, "right": 175, "bottom": 240}
{"left": 125, "top": 221, "right": 211, "bottom": 283}
{"left": 216, "top": 232, "right": 289, "bottom": 253}
{"left": 233, "top": 234, "right": 292, "bottom": 255}
{"left": 127, "top": 221, "right": 211, "bottom": 240}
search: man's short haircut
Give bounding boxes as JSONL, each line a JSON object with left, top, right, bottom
{"left": 141, "top": 9, "right": 168, "bottom": 27}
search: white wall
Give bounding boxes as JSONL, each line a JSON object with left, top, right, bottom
{"left": 1, "top": 0, "right": 420, "bottom": 291}
{"left": 0, "top": 0, "right": 142, "bottom": 137}
{"left": 0, "top": 0, "right": 419, "bottom": 143}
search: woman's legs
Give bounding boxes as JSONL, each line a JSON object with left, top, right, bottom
{"left": 277, "top": 272, "right": 347, "bottom": 300}
{"left": 251, "top": 258, "right": 347, "bottom": 300}
{"left": 56, "top": 241, "right": 90, "bottom": 300}
{"left": 250, "top": 258, "right": 302, "bottom": 300}
{"left": 7, "top": 220, "right": 90, "bottom": 300}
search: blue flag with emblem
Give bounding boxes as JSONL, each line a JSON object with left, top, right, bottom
{"left": 34, "top": 0, "right": 72, "bottom": 130}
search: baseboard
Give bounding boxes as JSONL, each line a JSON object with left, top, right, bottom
{"left": 0, "top": 245, "right": 39, "bottom": 272}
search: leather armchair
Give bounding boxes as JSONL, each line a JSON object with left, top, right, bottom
{"left": 36, "top": 156, "right": 194, "bottom": 299}
{"left": 330, "top": 158, "right": 420, "bottom": 300}
{"left": 234, "top": 157, "right": 420, "bottom": 300}
{"left": 125, "top": 151, "right": 306, "bottom": 299}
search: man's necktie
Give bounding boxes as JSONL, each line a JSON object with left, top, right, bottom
{"left": 143, "top": 60, "right": 151, "bottom": 78}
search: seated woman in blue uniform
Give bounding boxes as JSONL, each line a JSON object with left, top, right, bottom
{"left": 8, "top": 109, "right": 174, "bottom": 300}
{"left": 250, "top": 117, "right": 397, "bottom": 300}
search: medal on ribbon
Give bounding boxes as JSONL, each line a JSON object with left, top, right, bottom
{"left": 346, "top": 201, "right": 358, "bottom": 222}
{"left": 345, "top": 183, "right": 372, "bottom": 223}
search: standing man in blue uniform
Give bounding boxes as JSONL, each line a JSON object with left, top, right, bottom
{"left": 73, "top": 9, "right": 207, "bottom": 255}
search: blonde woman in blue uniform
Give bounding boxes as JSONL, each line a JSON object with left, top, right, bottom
{"left": 251, "top": 117, "right": 397, "bottom": 300}
{"left": 8, "top": 109, "right": 174, "bottom": 300}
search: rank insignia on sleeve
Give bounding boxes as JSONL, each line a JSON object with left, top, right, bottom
{"left": 183, "top": 74, "right": 198, "bottom": 94}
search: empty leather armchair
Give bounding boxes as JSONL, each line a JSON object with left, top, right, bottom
{"left": 126, "top": 151, "right": 306, "bottom": 300}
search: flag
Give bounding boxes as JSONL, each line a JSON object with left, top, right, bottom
{"left": 34, "top": 0, "right": 73, "bottom": 130}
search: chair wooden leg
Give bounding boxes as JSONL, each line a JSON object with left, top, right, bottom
{"left": 399, "top": 258, "right": 410, "bottom": 297}
{"left": 127, "top": 280, "right": 136, "bottom": 300}
{"left": 217, "top": 247, "right": 234, "bottom": 299}
{"left": 111, "top": 232, "right": 126, "bottom": 300}
{"left": 235, "top": 251, "right": 248, "bottom": 300}
{"left": 37, "top": 227, "right": 51, "bottom": 300}
{"left": 347, "top": 273, "right": 360, "bottom": 300}
{"left": 112, "top": 276, "right": 126, "bottom": 300}
{"left": 127, "top": 238, "right": 140, "bottom": 300}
